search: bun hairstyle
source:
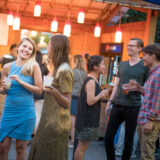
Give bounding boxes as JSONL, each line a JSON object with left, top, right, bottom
{"left": 85, "top": 53, "right": 103, "bottom": 72}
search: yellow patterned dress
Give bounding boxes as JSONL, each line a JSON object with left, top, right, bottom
{"left": 29, "top": 63, "right": 73, "bottom": 160}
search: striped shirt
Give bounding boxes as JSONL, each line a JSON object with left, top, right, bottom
{"left": 137, "top": 64, "right": 160, "bottom": 125}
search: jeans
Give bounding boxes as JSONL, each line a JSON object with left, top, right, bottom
{"left": 104, "top": 104, "right": 140, "bottom": 160}
{"left": 115, "top": 122, "right": 139, "bottom": 156}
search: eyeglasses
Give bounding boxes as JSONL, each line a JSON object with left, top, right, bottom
{"left": 127, "top": 45, "right": 138, "bottom": 48}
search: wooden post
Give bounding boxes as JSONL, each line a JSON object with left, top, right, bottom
{"left": 144, "top": 10, "right": 158, "bottom": 46}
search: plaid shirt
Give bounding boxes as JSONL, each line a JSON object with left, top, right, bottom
{"left": 137, "top": 64, "right": 160, "bottom": 125}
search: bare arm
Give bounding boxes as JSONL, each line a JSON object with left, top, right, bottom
{"left": 44, "top": 86, "right": 71, "bottom": 109}
{"left": 10, "top": 63, "right": 43, "bottom": 95}
{"left": 86, "top": 79, "right": 110, "bottom": 106}
{"left": 105, "top": 77, "right": 120, "bottom": 114}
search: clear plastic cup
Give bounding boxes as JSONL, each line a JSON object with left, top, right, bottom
{"left": 43, "top": 76, "right": 53, "bottom": 88}
{"left": 4, "top": 77, "right": 11, "bottom": 89}
{"left": 122, "top": 83, "right": 130, "bottom": 95}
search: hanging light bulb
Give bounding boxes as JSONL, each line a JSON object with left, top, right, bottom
{"left": 77, "top": 9, "right": 85, "bottom": 24}
{"left": 63, "top": 20, "right": 71, "bottom": 37}
{"left": 94, "top": 23, "right": 101, "bottom": 37}
{"left": 115, "top": 26, "right": 122, "bottom": 43}
{"left": 13, "top": 14, "right": 20, "bottom": 30}
{"left": 51, "top": 18, "right": 58, "bottom": 32}
{"left": 7, "top": 12, "right": 14, "bottom": 26}
{"left": 34, "top": 1, "right": 41, "bottom": 17}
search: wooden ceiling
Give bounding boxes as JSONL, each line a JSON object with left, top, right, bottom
{"left": 0, "top": 0, "right": 121, "bottom": 25}
{"left": 95, "top": 0, "right": 160, "bottom": 10}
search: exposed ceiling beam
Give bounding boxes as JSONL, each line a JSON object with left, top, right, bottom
{"left": 94, "top": 0, "right": 160, "bottom": 10}
{"left": 101, "top": 5, "right": 121, "bottom": 25}
{"left": 97, "top": 3, "right": 112, "bottom": 21}
{"left": 128, "top": 6, "right": 148, "bottom": 13}
{"left": 0, "top": 8, "right": 95, "bottom": 25}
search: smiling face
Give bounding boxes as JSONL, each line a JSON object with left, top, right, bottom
{"left": 127, "top": 40, "right": 142, "bottom": 57}
{"left": 17, "top": 39, "right": 34, "bottom": 60}
{"left": 142, "top": 52, "right": 154, "bottom": 68}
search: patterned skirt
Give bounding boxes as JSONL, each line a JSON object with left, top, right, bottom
{"left": 76, "top": 126, "right": 99, "bottom": 142}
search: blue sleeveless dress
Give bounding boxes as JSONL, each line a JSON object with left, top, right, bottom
{"left": 0, "top": 62, "right": 36, "bottom": 142}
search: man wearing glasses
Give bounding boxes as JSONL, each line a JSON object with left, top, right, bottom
{"left": 104, "top": 38, "right": 149, "bottom": 160}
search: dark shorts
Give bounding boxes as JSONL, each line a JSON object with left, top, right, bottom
{"left": 70, "top": 96, "right": 79, "bottom": 115}
{"left": 76, "top": 127, "right": 99, "bottom": 142}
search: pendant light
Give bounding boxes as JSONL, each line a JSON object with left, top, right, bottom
{"left": 63, "top": 20, "right": 71, "bottom": 37}
{"left": 94, "top": 23, "right": 101, "bottom": 37}
{"left": 13, "top": 14, "right": 20, "bottom": 30}
{"left": 51, "top": 18, "right": 58, "bottom": 32}
{"left": 77, "top": 9, "right": 85, "bottom": 24}
{"left": 115, "top": 27, "right": 122, "bottom": 43}
{"left": 34, "top": 1, "right": 41, "bottom": 17}
{"left": 7, "top": 12, "right": 14, "bottom": 26}
{"left": 115, "top": 14, "right": 122, "bottom": 43}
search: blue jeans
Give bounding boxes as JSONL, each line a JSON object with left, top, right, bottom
{"left": 115, "top": 122, "right": 139, "bottom": 156}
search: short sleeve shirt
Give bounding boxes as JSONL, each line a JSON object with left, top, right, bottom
{"left": 113, "top": 60, "right": 149, "bottom": 107}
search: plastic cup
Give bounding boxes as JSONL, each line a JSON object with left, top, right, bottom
{"left": 4, "top": 77, "right": 11, "bottom": 89}
{"left": 43, "top": 76, "right": 53, "bottom": 88}
{"left": 122, "top": 83, "right": 130, "bottom": 95}
{"left": 129, "top": 79, "right": 137, "bottom": 87}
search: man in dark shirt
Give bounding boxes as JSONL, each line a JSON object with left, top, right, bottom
{"left": 104, "top": 38, "right": 149, "bottom": 160}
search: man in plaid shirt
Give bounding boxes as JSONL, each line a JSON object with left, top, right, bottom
{"left": 131, "top": 44, "right": 160, "bottom": 160}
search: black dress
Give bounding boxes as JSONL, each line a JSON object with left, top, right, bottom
{"left": 75, "top": 77, "right": 101, "bottom": 141}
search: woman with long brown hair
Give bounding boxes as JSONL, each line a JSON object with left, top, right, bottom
{"left": 29, "top": 34, "right": 73, "bottom": 160}
{"left": 0, "top": 38, "right": 42, "bottom": 160}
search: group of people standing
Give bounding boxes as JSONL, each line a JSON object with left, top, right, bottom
{"left": 105, "top": 38, "right": 160, "bottom": 160}
{"left": 0, "top": 35, "right": 159, "bottom": 160}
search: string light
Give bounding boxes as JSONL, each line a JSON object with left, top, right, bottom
{"left": 13, "top": 14, "right": 20, "bottom": 30}
{"left": 51, "top": 18, "right": 58, "bottom": 32}
{"left": 34, "top": 1, "right": 41, "bottom": 17}
{"left": 94, "top": 23, "right": 101, "bottom": 37}
{"left": 7, "top": 12, "right": 13, "bottom": 26}
{"left": 63, "top": 20, "right": 71, "bottom": 37}
{"left": 77, "top": 9, "right": 85, "bottom": 24}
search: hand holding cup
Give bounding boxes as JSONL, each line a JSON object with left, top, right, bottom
{"left": 2, "top": 77, "right": 11, "bottom": 90}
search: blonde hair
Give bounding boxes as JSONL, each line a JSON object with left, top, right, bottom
{"left": 17, "top": 38, "right": 36, "bottom": 76}
{"left": 73, "top": 54, "right": 85, "bottom": 71}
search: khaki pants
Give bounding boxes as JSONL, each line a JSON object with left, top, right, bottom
{"left": 137, "top": 121, "right": 160, "bottom": 160}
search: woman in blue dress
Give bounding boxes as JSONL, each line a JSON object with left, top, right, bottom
{"left": 0, "top": 38, "right": 42, "bottom": 160}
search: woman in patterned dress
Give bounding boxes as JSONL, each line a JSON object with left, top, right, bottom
{"left": 29, "top": 34, "right": 73, "bottom": 160}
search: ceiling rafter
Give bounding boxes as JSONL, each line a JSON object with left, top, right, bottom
{"left": 94, "top": 3, "right": 112, "bottom": 23}
{"left": 101, "top": 4, "right": 121, "bottom": 24}
{"left": 21, "top": 0, "right": 30, "bottom": 15}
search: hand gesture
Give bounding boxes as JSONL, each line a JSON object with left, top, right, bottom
{"left": 44, "top": 86, "right": 55, "bottom": 94}
{"left": 1, "top": 79, "right": 9, "bottom": 91}
{"left": 10, "top": 75, "right": 21, "bottom": 84}
{"left": 99, "top": 88, "right": 111, "bottom": 100}
{"left": 143, "top": 120, "right": 153, "bottom": 134}
{"left": 129, "top": 80, "right": 141, "bottom": 92}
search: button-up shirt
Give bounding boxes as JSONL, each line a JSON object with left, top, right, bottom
{"left": 137, "top": 64, "right": 160, "bottom": 125}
